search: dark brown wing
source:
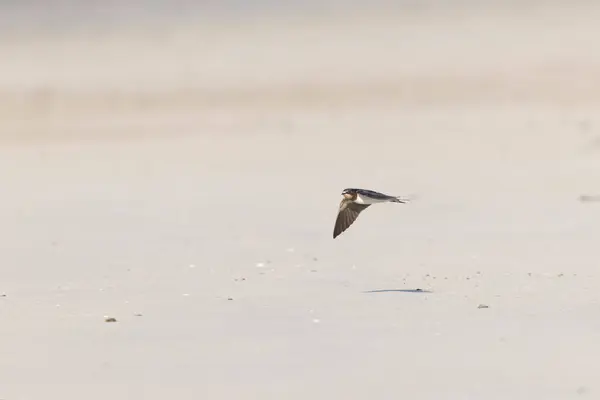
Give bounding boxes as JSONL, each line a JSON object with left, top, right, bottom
{"left": 333, "top": 202, "right": 371, "bottom": 239}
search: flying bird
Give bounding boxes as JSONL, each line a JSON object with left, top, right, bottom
{"left": 333, "top": 188, "right": 407, "bottom": 239}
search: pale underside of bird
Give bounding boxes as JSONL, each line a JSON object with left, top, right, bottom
{"left": 333, "top": 188, "right": 407, "bottom": 239}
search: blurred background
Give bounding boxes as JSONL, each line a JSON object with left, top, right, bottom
{"left": 2, "top": 1, "right": 600, "bottom": 399}
{"left": 2, "top": 0, "right": 599, "bottom": 135}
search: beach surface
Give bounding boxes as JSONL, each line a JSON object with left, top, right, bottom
{"left": 2, "top": 1, "right": 600, "bottom": 399}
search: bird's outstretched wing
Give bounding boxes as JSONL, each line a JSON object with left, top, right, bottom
{"left": 333, "top": 201, "right": 371, "bottom": 239}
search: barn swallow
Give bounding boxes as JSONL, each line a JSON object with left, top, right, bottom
{"left": 333, "top": 188, "right": 407, "bottom": 239}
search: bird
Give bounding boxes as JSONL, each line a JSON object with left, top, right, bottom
{"left": 333, "top": 188, "right": 407, "bottom": 239}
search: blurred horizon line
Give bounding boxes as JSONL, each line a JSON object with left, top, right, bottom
{"left": 0, "top": 0, "right": 587, "bottom": 34}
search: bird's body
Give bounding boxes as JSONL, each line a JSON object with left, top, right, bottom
{"left": 350, "top": 188, "right": 404, "bottom": 205}
{"left": 333, "top": 188, "right": 407, "bottom": 239}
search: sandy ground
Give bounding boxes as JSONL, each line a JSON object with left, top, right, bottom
{"left": 2, "top": 3, "right": 600, "bottom": 399}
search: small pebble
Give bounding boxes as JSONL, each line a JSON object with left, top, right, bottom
{"left": 104, "top": 316, "right": 117, "bottom": 323}
{"left": 478, "top": 304, "right": 489, "bottom": 309}
{"left": 133, "top": 313, "right": 143, "bottom": 317}
{"left": 227, "top": 297, "right": 234, "bottom": 301}
{"left": 579, "top": 195, "right": 600, "bottom": 203}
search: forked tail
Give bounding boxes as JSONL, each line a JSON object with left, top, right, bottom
{"left": 391, "top": 196, "right": 408, "bottom": 203}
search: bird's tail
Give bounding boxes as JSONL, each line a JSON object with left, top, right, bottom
{"left": 391, "top": 196, "right": 408, "bottom": 203}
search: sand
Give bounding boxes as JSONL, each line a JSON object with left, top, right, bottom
{"left": 1, "top": 2, "right": 600, "bottom": 399}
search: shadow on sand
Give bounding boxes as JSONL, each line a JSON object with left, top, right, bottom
{"left": 363, "top": 289, "right": 432, "bottom": 294}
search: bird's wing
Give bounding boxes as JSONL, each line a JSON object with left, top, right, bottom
{"left": 333, "top": 202, "right": 371, "bottom": 238}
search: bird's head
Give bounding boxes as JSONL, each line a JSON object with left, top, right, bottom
{"left": 341, "top": 188, "right": 357, "bottom": 200}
